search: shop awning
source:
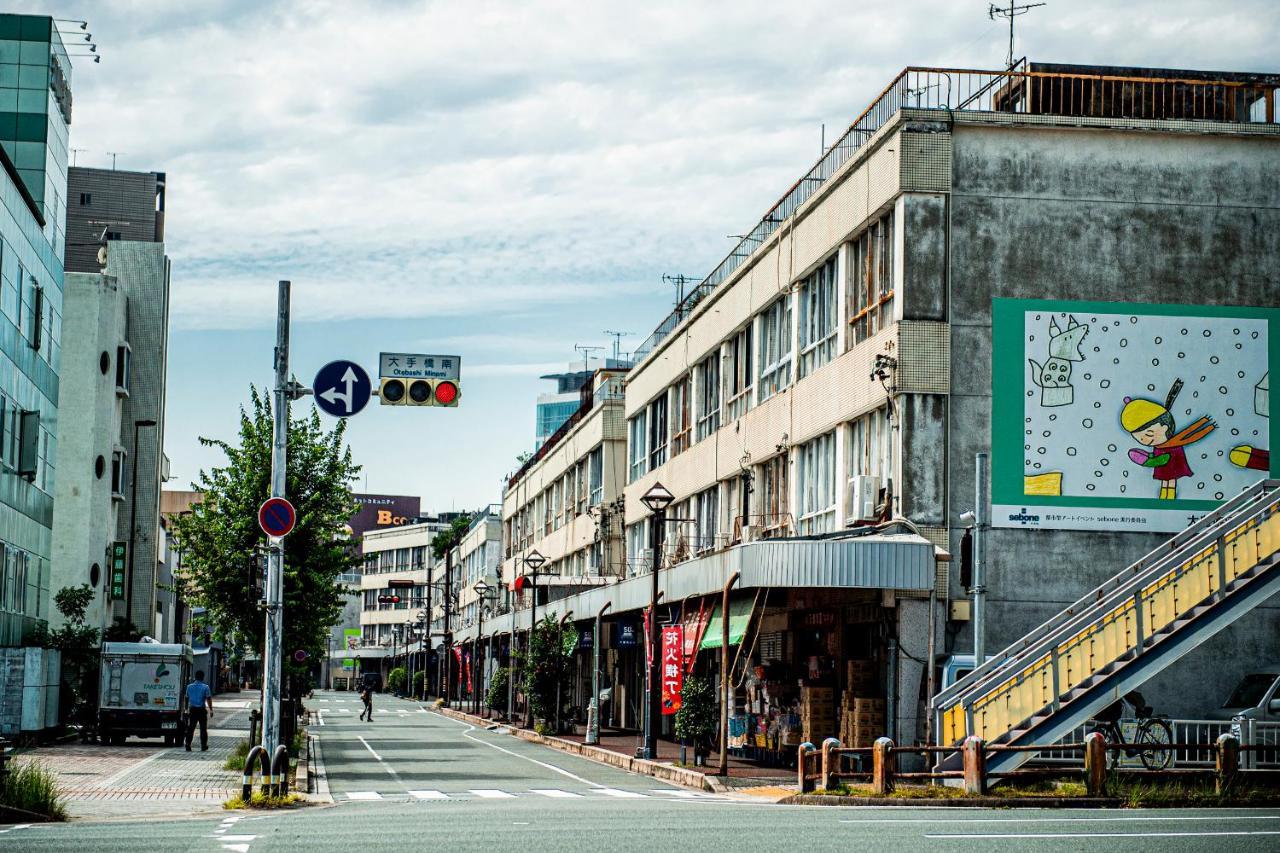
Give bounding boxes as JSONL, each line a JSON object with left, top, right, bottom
{"left": 700, "top": 596, "right": 755, "bottom": 650}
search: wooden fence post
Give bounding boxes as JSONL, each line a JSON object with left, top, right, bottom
{"left": 822, "top": 738, "right": 841, "bottom": 791}
{"left": 962, "top": 736, "right": 986, "bottom": 795}
{"left": 797, "top": 742, "right": 815, "bottom": 793}
{"left": 872, "top": 737, "right": 896, "bottom": 796}
{"left": 1084, "top": 730, "right": 1107, "bottom": 797}
{"left": 1215, "top": 733, "right": 1239, "bottom": 795}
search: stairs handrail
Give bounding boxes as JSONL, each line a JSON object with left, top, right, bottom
{"left": 934, "top": 479, "right": 1280, "bottom": 714}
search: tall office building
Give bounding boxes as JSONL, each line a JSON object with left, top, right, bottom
{"left": 0, "top": 14, "right": 71, "bottom": 647}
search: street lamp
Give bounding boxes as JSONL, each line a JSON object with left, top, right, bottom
{"left": 404, "top": 619, "right": 414, "bottom": 700}
{"left": 641, "top": 481, "right": 675, "bottom": 760}
{"left": 473, "top": 580, "right": 497, "bottom": 716}
{"left": 521, "top": 550, "right": 547, "bottom": 728}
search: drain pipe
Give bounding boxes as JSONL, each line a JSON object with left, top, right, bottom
{"left": 587, "top": 601, "right": 612, "bottom": 745}
{"left": 718, "top": 571, "right": 741, "bottom": 778}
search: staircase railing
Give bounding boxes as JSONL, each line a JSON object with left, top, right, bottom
{"left": 934, "top": 479, "right": 1280, "bottom": 746}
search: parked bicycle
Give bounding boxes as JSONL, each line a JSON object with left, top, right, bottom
{"left": 1088, "top": 690, "right": 1174, "bottom": 770}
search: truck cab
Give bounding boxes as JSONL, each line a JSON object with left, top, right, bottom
{"left": 97, "top": 642, "right": 194, "bottom": 745}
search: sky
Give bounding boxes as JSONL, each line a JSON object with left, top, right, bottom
{"left": 27, "top": 0, "right": 1280, "bottom": 511}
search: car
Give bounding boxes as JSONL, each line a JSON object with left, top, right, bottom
{"left": 1209, "top": 666, "right": 1280, "bottom": 721}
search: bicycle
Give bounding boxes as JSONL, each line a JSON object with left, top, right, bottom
{"left": 1088, "top": 691, "right": 1174, "bottom": 770}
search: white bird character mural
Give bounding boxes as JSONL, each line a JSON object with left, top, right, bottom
{"left": 1028, "top": 315, "right": 1089, "bottom": 407}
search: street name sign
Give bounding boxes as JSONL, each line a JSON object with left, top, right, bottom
{"left": 314, "top": 360, "right": 372, "bottom": 418}
{"left": 379, "top": 352, "right": 461, "bottom": 380}
{"left": 259, "top": 497, "right": 297, "bottom": 538}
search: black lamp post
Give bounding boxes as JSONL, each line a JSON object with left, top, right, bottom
{"left": 640, "top": 481, "right": 674, "bottom": 760}
{"left": 522, "top": 549, "right": 547, "bottom": 728}
{"left": 473, "top": 580, "right": 497, "bottom": 716}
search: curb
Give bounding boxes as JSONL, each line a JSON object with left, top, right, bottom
{"left": 783, "top": 794, "right": 1122, "bottom": 808}
{"left": 433, "top": 706, "right": 718, "bottom": 793}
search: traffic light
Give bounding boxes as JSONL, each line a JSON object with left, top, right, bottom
{"left": 377, "top": 594, "right": 402, "bottom": 605}
{"left": 380, "top": 377, "right": 460, "bottom": 407}
{"left": 379, "top": 377, "right": 407, "bottom": 405}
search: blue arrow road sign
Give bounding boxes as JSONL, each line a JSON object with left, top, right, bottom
{"left": 313, "top": 360, "right": 372, "bottom": 418}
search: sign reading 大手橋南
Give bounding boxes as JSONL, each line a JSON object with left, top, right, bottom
{"left": 378, "top": 353, "right": 460, "bottom": 380}
{"left": 991, "top": 299, "right": 1279, "bottom": 533}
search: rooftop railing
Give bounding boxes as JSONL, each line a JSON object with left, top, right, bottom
{"left": 631, "top": 62, "right": 1280, "bottom": 367}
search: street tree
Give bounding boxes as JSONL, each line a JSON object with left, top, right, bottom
{"left": 171, "top": 387, "right": 361, "bottom": 690}
{"left": 430, "top": 514, "right": 473, "bottom": 559}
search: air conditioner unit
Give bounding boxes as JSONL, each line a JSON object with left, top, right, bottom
{"left": 849, "top": 475, "right": 881, "bottom": 522}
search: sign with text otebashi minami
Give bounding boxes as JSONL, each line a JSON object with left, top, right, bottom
{"left": 378, "top": 353, "right": 461, "bottom": 407}
{"left": 379, "top": 353, "right": 460, "bottom": 380}
{"left": 992, "top": 298, "right": 1280, "bottom": 533}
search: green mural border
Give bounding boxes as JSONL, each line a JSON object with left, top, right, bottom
{"left": 991, "top": 298, "right": 1280, "bottom": 511}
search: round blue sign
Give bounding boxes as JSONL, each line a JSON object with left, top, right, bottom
{"left": 259, "top": 497, "right": 297, "bottom": 538}
{"left": 313, "top": 360, "right": 372, "bottom": 418}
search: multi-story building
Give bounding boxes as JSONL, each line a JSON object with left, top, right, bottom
{"left": 49, "top": 239, "right": 170, "bottom": 637}
{"left": 456, "top": 61, "right": 1280, "bottom": 748}
{"left": 359, "top": 523, "right": 431, "bottom": 649}
{"left": 64, "top": 166, "right": 164, "bottom": 274}
{"left": 503, "top": 369, "right": 629, "bottom": 601}
{"left": 535, "top": 357, "right": 629, "bottom": 449}
{"left": 452, "top": 505, "right": 503, "bottom": 630}
{"left": 0, "top": 14, "right": 72, "bottom": 647}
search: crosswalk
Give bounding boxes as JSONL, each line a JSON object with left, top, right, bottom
{"left": 337, "top": 787, "right": 726, "bottom": 802}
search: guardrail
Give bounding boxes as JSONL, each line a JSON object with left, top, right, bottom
{"left": 1035, "top": 718, "right": 1280, "bottom": 769}
{"left": 798, "top": 733, "right": 1280, "bottom": 796}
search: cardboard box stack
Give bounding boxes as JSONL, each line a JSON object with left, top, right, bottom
{"left": 801, "top": 686, "right": 836, "bottom": 744}
{"left": 840, "top": 660, "right": 884, "bottom": 747}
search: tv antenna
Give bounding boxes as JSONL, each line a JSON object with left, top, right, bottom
{"left": 70, "top": 148, "right": 88, "bottom": 166}
{"left": 106, "top": 151, "right": 124, "bottom": 170}
{"left": 574, "top": 344, "right": 603, "bottom": 374}
{"left": 662, "top": 274, "right": 700, "bottom": 309}
{"left": 603, "top": 330, "right": 633, "bottom": 362}
{"left": 988, "top": 1, "right": 1045, "bottom": 70}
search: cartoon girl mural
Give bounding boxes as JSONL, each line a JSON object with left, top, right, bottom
{"left": 1121, "top": 379, "right": 1216, "bottom": 500}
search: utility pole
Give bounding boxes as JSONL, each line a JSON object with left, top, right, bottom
{"left": 423, "top": 560, "right": 433, "bottom": 698}
{"left": 262, "top": 280, "right": 290, "bottom": 758}
{"left": 443, "top": 547, "right": 453, "bottom": 706}
{"left": 988, "top": 1, "right": 1045, "bottom": 70}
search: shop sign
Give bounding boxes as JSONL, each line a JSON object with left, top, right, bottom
{"left": 792, "top": 609, "right": 839, "bottom": 630}
{"left": 578, "top": 628, "right": 594, "bottom": 650}
{"left": 614, "top": 622, "right": 638, "bottom": 648}
{"left": 660, "top": 625, "right": 684, "bottom": 715}
{"left": 109, "top": 541, "right": 127, "bottom": 601}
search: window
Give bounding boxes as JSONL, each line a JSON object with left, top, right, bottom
{"left": 588, "top": 541, "right": 603, "bottom": 576}
{"left": 626, "top": 521, "right": 648, "bottom": 576}
{"left": 588, "top": 447, "right": 603, "bottom": 506}
{"left": 759, "top": 453, "right": 789, "bottom": 535}
{"left": 115, "top": 344, "right": 131, "bottom": 395}
{"left": 647, "top": 395, "right": 668, "bottom": 470}
{"left": 847, "top": 211, "right": 895, "bottom": 347}
{"left": 27, "top": 283, "right": 42, "bottom": 352}
{"left": 79, "top": 192, "right": 91, "bottom": 205}
{"left": 110, "top": 447, "right": 125, "bottom": 497}
{"left": 670, "top": 375, "right": 691, "bottom": 456}
{"left": 798, "top": 255, "right": 837, "bottom": 377}
{"left": 10, "top": 261, "right": 22, "bottom": 332}
{"left": 542, "top": 489, "right": 552, "bottom": 536}
{"left": 796, "top": 432, "right": 836, "bottom": 534}
{"left": 550, "top": 480, "right": 562, "bottom": 530}
{"left": 758, "top": 296, "right": 792, "bottom": 401}
{"left": 695, "top": 487, "right": 719, "bottom": 552}
{"left": 628, "top": 412, "right": 647, "bottom": 481}
{"left": 105, "top": 230, "right": 123, "bottom": 241}
{"left": 695, "top": 352, "right": 720, "bottom": 441}
{"left": 847, "top": 406, "right": 893, "bottom": 481}
{"left": 724, "top": 325, "right": 754, "bottom": 421}
{"left": 17, "top": 410, "right": 38, "bottom": 481}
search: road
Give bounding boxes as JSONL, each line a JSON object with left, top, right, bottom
{"left": 5, "top": 691, "right": 1279, "bottom": 852}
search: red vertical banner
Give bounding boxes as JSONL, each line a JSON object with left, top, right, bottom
{"left": 660, "top": 625, "right": 684, "bottom": 715}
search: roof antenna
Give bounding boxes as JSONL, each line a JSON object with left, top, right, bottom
{"left": 603, "top": 331, "right": 633, "bottom": 363}
{"left": 988, "top": 1, "right": 1045, "bottom": 70}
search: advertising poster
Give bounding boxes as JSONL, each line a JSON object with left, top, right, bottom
{"left": 343, "top": 627, "right": 361, "bottom": 669}
{"left": 660, "top": 625, "right": 684, "bottom": 715}
{"left": 992, "top": 299, "right": 1279, "bottom": 532}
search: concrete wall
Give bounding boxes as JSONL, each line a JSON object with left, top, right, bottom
{"left": 941, "top": 119, "right": 1280, "bottom": 717}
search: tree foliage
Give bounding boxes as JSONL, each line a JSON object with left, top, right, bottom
{"left": 674, "top": 675, "right": 717, "bottom": 749}
{"left": 28, "top": 585, "right": 101, "bottom": 726}
{"left": 430, "top": 515, "right": 473, "bottom": 560}
{"left": 523, "top": 615, "right": 575, "bottom": 723}
{"left": 170, "top": 388, "right": 361, "bottom": 686}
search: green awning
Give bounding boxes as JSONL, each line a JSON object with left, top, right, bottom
{"left": 700, "top": 597, "right": 755, "bottom": 650}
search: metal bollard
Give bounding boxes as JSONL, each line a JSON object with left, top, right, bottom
{"left": 249, "top": 708, "right": 262, "bottom": 746}
{"left": 1215, "top": 733, "right": 1239, "bottom": 795}
{"left": 797, "top": 742, "right": 816, "bottom": 793}
{"left": 1084, "top": 731, "right": 1107, "bottom": 797}
{"left": 821, "top": 738, "right": 841, "bottom": 791}
{"left": 962, "top": 736, "right": 986, "bottom": 795}
{"left": 242, "top": 745, "right": 269, "bottom": 801}
{"left": 271, "top": 744, "right": 290, "bottom": 797}
{"left": 872, "top": 737, "right": 896, "bottom": 796}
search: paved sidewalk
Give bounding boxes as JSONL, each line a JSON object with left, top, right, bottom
{"left": 12, "top": 699, "right": 256, "bottom": 819}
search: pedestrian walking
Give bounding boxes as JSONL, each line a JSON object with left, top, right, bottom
{"left": 185, "top": 670, "right": 214, "bottom": 752}
{"left": 360, "top": 684, "right": 374, "bottom": 722}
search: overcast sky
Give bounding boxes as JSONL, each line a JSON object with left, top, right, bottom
{"left": 29, "top": 0, "right": 1280, "bottom": 510}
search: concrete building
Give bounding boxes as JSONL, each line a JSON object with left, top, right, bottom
{"left": 0, "top": 14, "right": 72, "bottom": 649}
{"left": 455, "top": 61, "right": 1280, "bottom": 749}
{"left": 49, "top": 239, "right": 172, "bottom": 638}
{"left": 536, "top": 357, "right": 629, "bottom": 449}
{"left": 452, "top": 505, "right": 503, "bottom": 630}
{"left": 64, "top": 166, "right": 164, "bottom": 274}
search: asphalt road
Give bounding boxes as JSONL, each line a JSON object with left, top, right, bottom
{"left": 6, "top": 690, "right": 1280, "bottom": 852}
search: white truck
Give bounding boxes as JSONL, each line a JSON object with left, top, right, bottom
{"left": 97, "top": 642, "right": 194, "bottom": 745}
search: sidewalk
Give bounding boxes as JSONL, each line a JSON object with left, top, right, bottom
{"left": 11, "top": 699, "right": 255, "bottom": 819}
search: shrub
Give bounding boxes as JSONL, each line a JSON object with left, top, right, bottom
{"left": 223, "top": 739, "right": 252, "bottom": 771}
{"left": 674, "top": 675, "right": 717, "bottom": 752}
{"left": 387, "top": 666, "right": 407, "bottom": 694}
{"left": 412, "top": 670, "right": 425, "bottom": 698}
{"left": 486, "top": 667, "right": 509, "bottom": 711}
{"left": 0, "top": 760, "right": 67, "bottom": 820}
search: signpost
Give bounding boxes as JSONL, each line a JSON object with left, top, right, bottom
{"left": 313, "top": 360, "right": 372, "bottom": 418}
{"left": 258, "top": 497, "right": 297, "bottom": 539}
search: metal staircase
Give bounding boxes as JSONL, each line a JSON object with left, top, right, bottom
{"left": 934, "top": 479, "right": 1280, "bottom": 773}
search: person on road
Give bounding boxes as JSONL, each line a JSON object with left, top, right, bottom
{"left": 360, "top": 685, "right": 374, "bottom": 722}
{"left": 185, "top": 670, "right": 214, "bottom": 752}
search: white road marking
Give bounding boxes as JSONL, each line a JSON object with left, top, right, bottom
{"left": 207, "top": 835, "right": 258, "bottom": 842}
{"left": 223, "top": 845, "right": 250, "bottom": 853}
{"left": 593, "top": 788, "right": 647, "bottom": 798}
{"left": 846, "top": 815, "right": 1280, "bottom": 825}
{"left": 409, "top": 790, "right": 449, "bottom": 799}
{"left": 437, "top": 716, "right": 603, "bottom": 788}
{"left": 471, "top": 789, "right": 517, "bottom": 799}
{"left": 925, "top": 831, "right": 1280, "bottom": 840}
{"left": 650, "top": 789, "right": 712, "bottom": 798}
{"left": 531, "top": 789, "right": 584, "bottom": 798}
{"left": 345, "top": 791, "right": 383, "bottom": 800}
{"left": 357, "top": 736, "right": 382, "bottom": 761}
{"left": 316, "top": 710, "right": 325, "bottom": 726}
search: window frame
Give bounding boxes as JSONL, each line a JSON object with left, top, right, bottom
{"left": 847, "top": 210, "right": 895, "bottom": 348}
{"left": 724, "top": 324, "right": 754, "bottom": 420}
{"left": 757, "top": 296, "right": 792, "bottom": 402}
{"left": 796, "top": 431, "right": 837, "bottom": 534}
{"left": 669, "top": 374, "right": 691, "bottom": 456}
{"left": 628, "top": 412, "right": 647, "bottom": 481}
{"left": 647, "top": 395, "right": 668, "bottom": 470}
{"left": 695, "top": 351, "right": 721, "bottom": 441}
{"left": 798, "top": 255, "right": 837, "bottom": 377}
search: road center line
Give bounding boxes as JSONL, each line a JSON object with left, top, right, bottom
{"left": 357, "top": 736, "right": 382, "bottom": 761}
{"left": 843, "top": 815, "right": 1280, "bottom": 824}
{"left": 436, "top": 714, "right": 603, "bottom": 788}
{"left": 925, "top": 831, "right": 1280, "bottom": 840}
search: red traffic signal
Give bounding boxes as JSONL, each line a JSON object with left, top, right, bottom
{"left": 377, "top": 594, "right": 402, "bottom": 605}
{"left": 434, "top": 380, "right": 458, "bottom": 406}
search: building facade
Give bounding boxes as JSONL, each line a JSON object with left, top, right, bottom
{"left": 64, "top": 166, "right": 164, "bottom": 274}
{"left": 0, "top": 14, "right": 71, "bottom": 646}
{"left": 452, "top": 505, "right": 503, "bottom": 630}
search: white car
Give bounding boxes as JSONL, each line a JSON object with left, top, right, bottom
{"left": 1211, "top": 666, "right": 1280, "bottom": 721}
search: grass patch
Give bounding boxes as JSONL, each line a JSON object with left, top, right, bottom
{"left": 813, "top": 783, "right": 972, "bottom": 799}
{"left": 1109, "top": 778, "right": 1280, "bottom": 808}
{"left": 223, "top": 739, "right": 252, "bottom": 771}
{"left": 0, "top": 760, "right": 67, "bottom": 820}
{"left": 990, "top": 779, "right": 1089, "bottom": 798}
{"left": 224, "top": 792, "right": 304, "bottom": 810}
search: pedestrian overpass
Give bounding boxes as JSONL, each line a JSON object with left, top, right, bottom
{"left": 933, "top": 479, "right": 1280, "bottom": 774}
